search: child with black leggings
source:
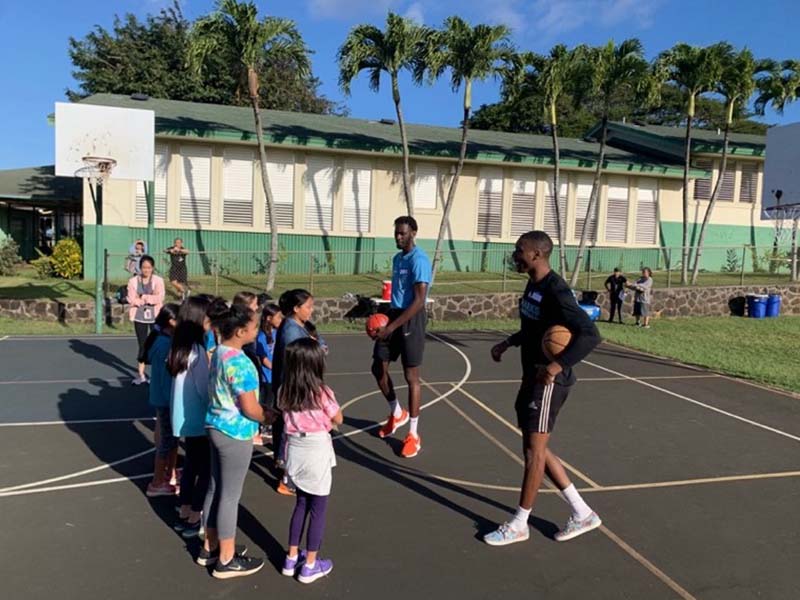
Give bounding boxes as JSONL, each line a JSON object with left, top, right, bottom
{"left": 279, "top": 337, "right": 342, "bottom": 584}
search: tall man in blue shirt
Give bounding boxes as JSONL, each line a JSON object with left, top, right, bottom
{"left": 372, "top": 216, "right": 432, "bottom": 458}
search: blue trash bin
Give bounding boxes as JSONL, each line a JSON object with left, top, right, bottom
{"left": 579, "top": 303, "right": 601, "bottom": 321}
{"left": 747, "top": 294, "right": 768, "bottom": 319}
{"left": 766, "top": 293, "right": 782, "bottom": 318}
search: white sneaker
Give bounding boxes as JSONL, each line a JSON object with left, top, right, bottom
{"left": 483, "top": 522, "right": 530, "bottom": 546}
{"left": 132, "top": 375, "right": 147, "bottom": 385}
{"left": 555, "top": 512, "right": 602, "bottom": 542}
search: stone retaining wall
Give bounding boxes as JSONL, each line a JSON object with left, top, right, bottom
{"left": 1, "top": 284, "right": 799, "bottom": 325}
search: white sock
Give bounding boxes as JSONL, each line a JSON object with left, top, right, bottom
{"left": 510, "top": 506, "right": 531, "bottom": 531}
{"left": 562, "top": 484, "right": 593, "bottom": 520}
{"left": 305, "top": 560, "right": 315, "bottom": 569}
{"left": 390, "top": 400, "right": 402, "bottom": 418}
{"left": 409, "top": 417, "right": 419, "bottom": 437}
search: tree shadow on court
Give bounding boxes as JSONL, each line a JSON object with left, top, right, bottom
{"left": 334, "top": 433, "right": 558, "bottom": 541}
{"left": 68, "top": 339, "right": 139, "bottom": 379}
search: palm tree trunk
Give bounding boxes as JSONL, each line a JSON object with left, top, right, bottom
{"left": 249, "top": 69, "right": 279, "bottom": 293}
{"left": 432, "top": 81, "right": 472, "bottom": 285}
{"left": 568, "top": 115, "right": 607, "bottom": 288}
{"left": 392, "top": 74, "right": 414, "bottom": 216}
{"left": 681, "top": 95, "right": 695, "bottom": 285}
{"left": 551, "top": 108, "right": 567, "bottom": 276}
{"left": 691, "top": 110, "right": 731, "bottom": 284}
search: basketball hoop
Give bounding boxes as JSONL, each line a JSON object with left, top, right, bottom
{"left": 74, "top": 156, "right": 117, "bottom": 186}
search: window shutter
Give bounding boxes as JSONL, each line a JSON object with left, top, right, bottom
{"left": 574, "top": 181, "right": 598, "bottom": 242}
{"left": 222, "top": 148, "right": 254, "bottom": 226}
{"left": 343, "top": 160, "right": 371, "bottom": 233}
{"left": 304, "top": 156, "right": 334, "bottom": 231}
{"left": 636, "top": 180, "right": 658, "bottom": 244}
{"left": 413, "top": 164, "right": 438, "bottom": 210}
{"left": 265, "top": 151, "right": 295, "bottom": 229}
{"left": 543, "top": 179, "right": 568, "bottom": 239}
{"left": 739, "top": 161, "right": 758, "bottom": 203}
{"left": 135, "top": 144, "right": 168, "bottom": 223}
{"left": 693, "top": 159, "right": 712, "bottom": 200}
{"left": 477, "top": 168, "right": 503, "bottom": 237}
{"left": 718, "top": 162, "right": 735, "bottom": 201}
{"left": 605, "top": 177, "right": 629, "bottom": 243}
{"left": 180, "top": 146, "right": 211, "bottom": 224}
{"left": 510, "top": 173, "right": 536, "bottom": 238}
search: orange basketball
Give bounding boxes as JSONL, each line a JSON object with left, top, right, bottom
{"left": 542, "top": 325, "right": 572, "bottom": 361}
{"left": 366, "top": 313, "right": 390, "bottom": 339}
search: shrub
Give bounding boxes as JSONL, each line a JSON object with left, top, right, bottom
{"left": 51, "top": 238, "right": 83, "bottom": 279}
{"left": 0, "top": 238, "right": 22, "bottom": 276}
{"left": 31, "top": 249, "right": 55, "bottom": 279}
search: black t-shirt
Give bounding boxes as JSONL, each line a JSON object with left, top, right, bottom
{"left": 604, "top": 274, "right": 627, "bottom": 298}
{"left": 507, "top": 270, "right": 601, "bottom": 386}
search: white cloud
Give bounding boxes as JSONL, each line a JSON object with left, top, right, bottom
{"left": 529, "top": 0, "right": 661, "bottom": 37}
{"left": 308, "top": 0, "right": 399, "bottom": 19}
{"left": 403, "top": 2, "right": 425, "bottom": 24}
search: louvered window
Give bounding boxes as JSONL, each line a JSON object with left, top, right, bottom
{"left": 265, "top": 152, "right": 295, "bottom": 229}
{"left": 477, "top": 169, "right": 503, "bottom": 237}
{"left": 180, "top": 146, "right": 211, "bottom": 224}
{"left": 222, "top": 148, "right": 253, "bottom": 226}
{"left": 693, "top": 159, "right": 712, "bottom": 200}
{"left": 605, "top": 177, "right": 629, "bottom": 243}
{"left": 574, "top": 180, "right": 598, "bottom": 242}
{"left": 135, "top": 144, "right": 168, "bottom": 223}
{"left": 739, "top": 162, "right": 758, "bottom": 203}
{"left": 413, "top": 164, "right": 438, "bottom": 210}
{"left": 718, "top": 162, "right": 735, "bottom": 201}
{"left": 510, "top": 173, "right": 536, "bottom": 238}
{"left": 636, "top": 180, "right": 659, "bottom": 244}
{"left": 304, "top": 156, "right": 334, "bottom": 231}
{"left": 343, "top": 160, "right": 371, "bottom": 233}
{"left": 543, "top": 179, "right": 568, "bottom": 239}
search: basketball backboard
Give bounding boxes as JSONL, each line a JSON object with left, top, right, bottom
{"left": 55, "top": 102, "right": 155, "bottom": 181}
{"left": 762, "top": 122, "right": 800, "bottom": 220}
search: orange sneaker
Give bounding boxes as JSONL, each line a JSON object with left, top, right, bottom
{"left": 277, "top": 479, "right": 296, "bottom": 496}
{"left": 400, "top": 433, "right": 421, "bottom": 458}
{"left": 378, "top": 409, "right": 409, "bottom": 439}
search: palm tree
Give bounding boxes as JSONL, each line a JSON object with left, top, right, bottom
{"left": 690, "top": 47, "right": 769, "bottom": 284}
{"left": 756, "top": 60, "right": 800, "bottom": 281}
{"left": 657, "top": 43, "right": 726, "bottom": 284}
{"left": 188, "top": 0, "right": 310, "bottom": 292}
{"left": 568, "top": 39, "right": 656, "bottom": 288}
{"left": 337, "top": 13, "right": 430, "bottom": 216}
{"left": 422, "top": 17, "right": 513, "bottom": 281}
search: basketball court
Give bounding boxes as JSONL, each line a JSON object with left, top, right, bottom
{"left": 1, "top": 331, "right": 798, "bottom": 599}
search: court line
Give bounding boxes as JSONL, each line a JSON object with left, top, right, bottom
{"left": 0, "top": 474, "right": 153, "bottom": 498}
{"left": 0, "top": 417, "right": 155, "bottom": 428}
{"left": 437, "top": 383, "right": 695, "bottom": 600}
{"left": 0, "top": 336, "right": 9, "bottom": 342}
{"left": 583, "top": 360, "right": 800, "bottom": 444}
{"left": 581, "top": 470, "right": 800, "bottom": 492}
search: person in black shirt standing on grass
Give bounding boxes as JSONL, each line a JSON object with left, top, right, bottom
{"left": 484, "top": 231, "right": 602, "bottom": 547}
{"left": 604, "top": 268, "right": 627, "bottom": 324}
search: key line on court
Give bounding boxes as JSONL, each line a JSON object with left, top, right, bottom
{"left": 432, "top": 381, "right": 696, "bottom": 600}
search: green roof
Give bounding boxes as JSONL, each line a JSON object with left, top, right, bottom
{"left": 0, "top": 166, "right": 82, "bottom": 206}
{"left": 76, "top": 94, "right": 695, "bottom": 178}
{"left": 589, "top": 121, "right": 766, "bottom": 161}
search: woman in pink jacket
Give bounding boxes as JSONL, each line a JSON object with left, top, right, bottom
{"left": 127, "top": 255, "right": 166, "bottom": 385}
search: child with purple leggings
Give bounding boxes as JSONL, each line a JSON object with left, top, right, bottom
{"left": 278, "top": 338, "right": 342, "bottom": 584}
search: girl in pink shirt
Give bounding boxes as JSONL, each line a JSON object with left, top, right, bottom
{"left": 279, "top": 337, "right": 342, "bottom": 584}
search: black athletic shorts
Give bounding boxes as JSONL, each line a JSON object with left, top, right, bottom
{"left": 372, "top": 308, "right": 427, "bottom": 368}
{"left": 514, "top": 376, "right": 571, "bottom": 434}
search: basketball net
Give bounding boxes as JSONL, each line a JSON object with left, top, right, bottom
{"left": 74, "top": 156, "right": 117, "bottom": 187}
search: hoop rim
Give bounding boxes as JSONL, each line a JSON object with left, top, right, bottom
{"left": 75, "top": 156, "right": 117, "bottom": 183}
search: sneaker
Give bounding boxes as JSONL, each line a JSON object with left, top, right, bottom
{"left": 181, "top": 519, "right": 204, "bottom": 539}
{"left": 483, "top": 522, "right": 530, "bottom": 547}
{"left": 643, "top": 325, "right": 651, "bottom": 329}
{"left": 298, "top": 558, "right": 333, "bottom": 584}
{"left": 132, "top": 375, "right": 148, "bottom": 386}
{"left": 169, "top": 468, "right": 182, "bottom": 487}
{"left": 378, "top": 409, "right": 409, "bottom": 438}
{"left": 212, "top": 555, "right": 264, "bottom": 579}
{"left": 146, "top": 482, "right": 178, "bottom": 498}
{"left": 555, "top": 512, "right": 602, "bottom": 542}
{"left": 196, "top": 544, "right": 248, "bottom": 567}
{"left": 277, "top": 479, "right": 296, "bottom": 496}
{"left": 281, "top": 550, "right": 307, "bottom": 576}
{"left": 400, "top": 433, "right": 421, "bottom": 458}
{"left": 252, "top": 433, "right": 264, "bottom": 446}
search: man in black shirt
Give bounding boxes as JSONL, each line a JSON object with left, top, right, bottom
{"left": 604, "top": 268, "right": 627, "bottom": 324}
{"left": 484, "top": 231, "right": 602, "bottom": 547}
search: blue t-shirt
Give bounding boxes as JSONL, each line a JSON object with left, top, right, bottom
{"left": 256, "top": 330, "right": 274, "bottom": 384}
{"left": 391, "top": 246, "right": 432, "bottom": 309}
{"left": 147, "top": 334, "right": 172, "bottom": 408}
{"left": 205, "top": 329, "right": 217, "bottom": 354}
{"left": 206, "top": 345, "right": 260, "bottom": 440}
{"left": 171, "top": 345, "right": 209, "bottom": 437}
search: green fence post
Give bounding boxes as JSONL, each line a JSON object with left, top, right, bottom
{"left": 741, "top": 245, "right": 747, "bottom": 286}
{"left": 502, "top": 253, "right": 507, "bottom": 294}
{"left": 103, "top": 248, "right": 109, "bottom": 304}
{"left": 585, "top": 248, "right": 591, "bottom": 290}
{"left": 214, "top": 258, "right": 219, "bottom": 297}
{"left": 309, "top": 253, "right": 315, "bottom": 296}
{"left": 667, "top": 248, "right": 672, "bottom": 289}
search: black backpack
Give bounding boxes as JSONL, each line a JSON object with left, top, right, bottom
{"left": 115, "top": 285, "right": 128, "bottom": 304}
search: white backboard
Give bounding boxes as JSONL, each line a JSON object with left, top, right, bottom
{"left": 762, "top": 122, "right": 800, "bottom": 220}
{"left": 55, "top": 102, "right": 155, "bottom": 181}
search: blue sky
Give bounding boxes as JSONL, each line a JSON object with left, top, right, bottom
{"left": 1, "top": 0, "right": 798, "bottom": 170}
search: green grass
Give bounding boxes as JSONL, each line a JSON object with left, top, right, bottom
{"left": 596, "top": 316, "right": 800, "bottom": 393}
